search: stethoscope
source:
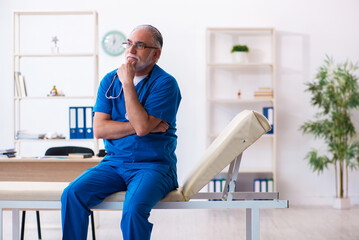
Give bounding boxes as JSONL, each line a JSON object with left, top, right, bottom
{"left": 105, "top": 70, "right": 153, "bottom": 100}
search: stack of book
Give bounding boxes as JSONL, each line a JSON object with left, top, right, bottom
{"left": 254, "top": 88, "right": 273, "bottom": 99}
{"left": 14, "top": 72, "right": 27, "bottom": 97}
{"left": 0, "top": 148, "right": 16, "bottom": 158}
{"left": 16, "top": 130, "right": 45, "bottom": 140}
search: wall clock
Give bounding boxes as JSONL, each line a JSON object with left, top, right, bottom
{"left": 102, "top": 31, "right": 126, "bottom": 56}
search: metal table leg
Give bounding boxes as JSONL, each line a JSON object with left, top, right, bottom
{"left": 246, "top": 208, "right": 260, "bottom": 240}
{"left": 12, "top": 209, "right": 20, "bottom": 240}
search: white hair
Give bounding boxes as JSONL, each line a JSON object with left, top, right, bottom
{"left": 131, "top": 25, "right": 163, "bottom": 49}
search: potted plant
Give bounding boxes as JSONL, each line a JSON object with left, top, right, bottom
{"left": 231, "top": 44, "right": 249, "bottom": 63}
{"left": 300, "top": 56, "right": 359, "bottom": 209}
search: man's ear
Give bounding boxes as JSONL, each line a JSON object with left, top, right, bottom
{"left": 153, "top": 49, "right": 161, "bottom": 62}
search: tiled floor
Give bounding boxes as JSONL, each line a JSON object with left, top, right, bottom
{"left": 2, "top": 206, "right": 359, "bottom": 239}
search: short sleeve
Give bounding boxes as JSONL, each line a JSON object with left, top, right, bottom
{"left": 93, "top": 72, "right": 115, "bottom": 115}
{"left": 144, "top": 77, "right": 181, "bottom": 124}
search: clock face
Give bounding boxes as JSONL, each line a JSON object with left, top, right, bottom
{"left": 102, "top": 31, "right": 126, "bottom": 56}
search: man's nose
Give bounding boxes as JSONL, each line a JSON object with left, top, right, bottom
{"left": 129, "top": 44, "right": 137, "bottom": 54}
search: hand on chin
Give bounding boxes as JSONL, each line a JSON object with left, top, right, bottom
{"left": 126, "top": 54, "right": 139, "bottom": 65}
{"left": 117, "top": 58, "right": 137, "bottom": 85}
{"left": 127, "top": 57, "right": 138, "bottom": 65}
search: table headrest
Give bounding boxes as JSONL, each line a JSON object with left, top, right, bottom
{"left": 181, "top": 110, "right": 271, "bottom": 201}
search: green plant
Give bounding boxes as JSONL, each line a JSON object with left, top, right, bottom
{"left": 230, "top": 44, "right": 249, "bottom": 53}
{"left": 300, "top": 56, "right": 359, "bottom": 199}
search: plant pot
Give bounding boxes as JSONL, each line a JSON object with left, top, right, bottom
{"left": 233, "top": 52, "right": 248, "bottom": 63}
{"left": 333, "top": 197, "right": 351, "bottom": 209}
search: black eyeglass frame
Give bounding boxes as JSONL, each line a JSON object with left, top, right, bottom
{"left": 122, "top": 41, "right": 158, "bottom": 50}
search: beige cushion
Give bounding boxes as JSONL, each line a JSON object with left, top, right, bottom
{"left": 0, "top": 182, "right": 68, "bottom": 201}
{"left": 105, "top": 188, "right": 185, "bottom": 202}
{"left": 0, "top": 110, "right": 269, "bottom": 203}
{"left": 181, "top": 110, "right": 270, "bottom": 200}
{"left": 0, "top": 182, "right": 184, "bottom": 202}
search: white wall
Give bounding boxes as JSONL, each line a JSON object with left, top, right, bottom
{"left": 1, "top": 0, "right": 359, "bottom": 206}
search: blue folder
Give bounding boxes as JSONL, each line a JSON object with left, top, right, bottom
{"left": 85, "top": 106, "right": 94, "bottom": 139}
{"left": 263, "top": 106, "right": 274, "bottom": 134}
{"left": 77, "top": 107, "right": 85, "bottom": 138}
{"left": 69, "top": 107, "right": 77, "bottom": 139}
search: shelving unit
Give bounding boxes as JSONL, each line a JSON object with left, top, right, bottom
{"left": 206, "top": 28, "right": 276, "bottom": 191}
{"left": 12, "top": 10, "right": 99, "bottom": 156}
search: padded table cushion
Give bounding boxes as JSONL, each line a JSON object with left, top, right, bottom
{"left": 0, "top": 182, "right": 67, "bottom": 201}
{"left": 181, "top": 110, "right": 270, "bottom": 200}
{"left": 0, "top": 182, "right": 185, "bottom": 202}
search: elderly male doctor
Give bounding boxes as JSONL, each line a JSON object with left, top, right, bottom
{"left": 61, "top": 25, "right": 182, "bottom": 240}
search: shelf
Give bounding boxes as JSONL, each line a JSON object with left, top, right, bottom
{"left": 215, "top": 168, "right": 274, "bottom": 179}
{"left": 206, "top": 27, "right": 276, "bottom": 191}
{"left": 14, "top": 96, "right": 96, "bottom": 101}
{"left": 14, "top": 53, "right": 97, "bottom": 58}
{"left": 13, "top": 10, "right": 99, "bottom": 156}
{"left": 208, "top": 98, "right": 273, "bottom": 104}
{"left": 207, "top": 63, "right": 273, "bottom": 68}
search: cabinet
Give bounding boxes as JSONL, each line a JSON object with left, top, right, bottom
{"left": 12, "top": 11, "right": 99, "bottom": 156}
{"left": 206, "top": 28, "right": 276, "bottom": 191}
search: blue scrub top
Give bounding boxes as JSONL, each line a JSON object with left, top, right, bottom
{"left": 94, "top": 64, "right": 181, "bottom": 177}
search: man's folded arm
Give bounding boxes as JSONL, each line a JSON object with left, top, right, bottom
{"left": 93, "top": 112, "right": 136, "bottom": 139}
{"left": 121, "top": 82, "right": 168, "bottom": 137}
{"left": 93, "top": 112, "right": 167, "bottom": 139}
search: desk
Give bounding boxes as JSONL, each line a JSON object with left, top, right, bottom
{"left": 0, "top": 157, "right": 102, "bottom": 182}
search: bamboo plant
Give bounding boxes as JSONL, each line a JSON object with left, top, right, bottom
{"left": 300, "top": 56, "right": 359, "bottom": 199}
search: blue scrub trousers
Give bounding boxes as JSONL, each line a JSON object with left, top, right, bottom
{"left": 61, "top": 162, "right": 176, "bottom": 240}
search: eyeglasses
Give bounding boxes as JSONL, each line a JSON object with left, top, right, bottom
{"left": 122, "top": 41, "right": 158, "bottom": 50}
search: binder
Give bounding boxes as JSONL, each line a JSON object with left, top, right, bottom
{"left": 85, "top": 106, "right": 94, "bottom": 139}
{"left": 263, "top": 106, "right": 274, "bottom": 134}
{"left": 253, "top": 179, "right": 261, "bottom": 192}
{"left": 260, "top": 179, "right": 267, "bottom": 192}
{"left": 221, "top": 179, "right": 227, "bottom": 193}
{"left": 69, "top": 107, "right": 77, "bottom": 139}
{"left": 69, "top": 106, "right": 94, "bottom": 139}
{"left": 215, "top": 179, "right": 221, "bottom": 192}
{"left": 209, "top": 180, "right": 215, "bottom": 192}
{"left": 267, "top": 178, "right": 274, "bottom": 192}
{"left": 208, "top": 180, "right": 215, "bottom": 201}
{"left": 77, "top": 107, "right": 85, "bottom": 138}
